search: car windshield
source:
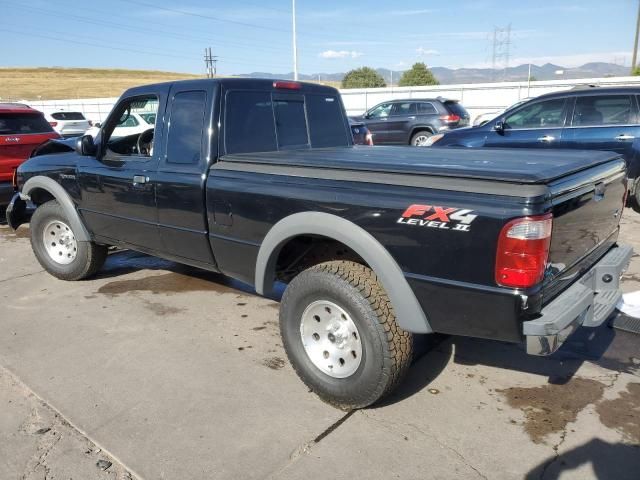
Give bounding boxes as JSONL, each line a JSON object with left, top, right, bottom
{"left": 0, "top": 113, "right": 54, "bottom": 135}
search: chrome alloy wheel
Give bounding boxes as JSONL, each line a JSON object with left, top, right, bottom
{"left": 413, "top": 134, "right": 431, "bottom": 146}
{"left": 42, "top": 220, "right": 77, "bottom": 265}
{"left": 300, "top": 300, "right": 363, "bottom": 378}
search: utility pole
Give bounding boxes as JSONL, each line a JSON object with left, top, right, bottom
{"left": 490, "top": 24, "right": 512, "bottom": 82}
{"left": 292, "top": 0, "right": 298, "bottom": 80}
{"left": 204, "top": 47, "right": 218, "bottom": 78}
{"left": 632, "top": 0, "right": 640, "bottom": 74}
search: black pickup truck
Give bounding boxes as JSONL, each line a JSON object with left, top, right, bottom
{"left": 5, "top": 79, "right": 633, "bottom": 408}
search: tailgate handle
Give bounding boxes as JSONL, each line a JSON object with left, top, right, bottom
{"left": 594, "top": 182, "right": 606, "bottom": 202}
{"left": 537, "top": 135, "right": 555, "bottom": 143}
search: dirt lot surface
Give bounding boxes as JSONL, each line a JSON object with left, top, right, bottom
{"left": 1, "top": 212, "right": 639, "bottom": 479}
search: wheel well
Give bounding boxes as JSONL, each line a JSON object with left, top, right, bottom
{"left": 409, "top": 127, "right": 435, "bottom": 143}
{"left": 28, "top": 187, "right": 55, "bottom": 206}
{"left": 275, "top": 235, "right": 367, "bottom": 283}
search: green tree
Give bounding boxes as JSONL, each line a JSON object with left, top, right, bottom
{"left": 632, "top": 66, "right": 640, "bottom": 76}
{"left": 398, "top": 62, "right": 439, "bottom": 87}
{"left": 341, "top": 67, "right": 386, "bottom": 89}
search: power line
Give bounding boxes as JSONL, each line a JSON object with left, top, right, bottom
{"left": 121, "top": 0, "right": 292, "bottom": 34}
{"left": 0, "top": 1, "right": 292, "bottom": 55}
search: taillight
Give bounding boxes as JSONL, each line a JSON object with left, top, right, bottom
{"left": 273, "top": 81, "right": 302, "bottom": 90}
{"left": 49, "top": 121, "right": 58, "bottom": 127}
{"left": 366, "top": 132, "right": 374, "bottom": 146}
{"left": 440, "top": 114, "right": 460, "bottom": 123}
{"left": 495, "top": 214, "right": 553, "bottom": 289}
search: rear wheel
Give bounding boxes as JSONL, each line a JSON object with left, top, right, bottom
{"left": 30, "top": 200, "right": 107, "bottom": 280}
{"left": 279, "top": 260, "right": 413, "bottom": 409}
{"left": 411, "top": 130, "right": 433, "bottom": 146}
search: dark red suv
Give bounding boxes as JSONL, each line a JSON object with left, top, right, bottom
{"left": 0, "top": 104, "right": 60, "bottom": 207}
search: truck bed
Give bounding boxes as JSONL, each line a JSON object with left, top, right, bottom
{"left": 221, "top": 146, "right": 621, "bottom": 184}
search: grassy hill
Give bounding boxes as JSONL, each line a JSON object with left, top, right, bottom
{"left": 0, "top": 67, "right": 201, "bottom": 101}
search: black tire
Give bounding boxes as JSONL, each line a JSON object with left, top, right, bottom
{"left": 30, "top": 200, "right": 107, "bottom": 281}
{"left": 279, "top": 260, "right": 413, "bottom": 409}
{"left": 410, "top": 130, "right": 433, "bottom": 146}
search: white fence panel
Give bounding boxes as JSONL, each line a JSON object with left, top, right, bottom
{"left": 339, "top": 76, "right": 640, "bottom": 122}
{"left": 18, "top": 75, "right": 640, "bottom": 126}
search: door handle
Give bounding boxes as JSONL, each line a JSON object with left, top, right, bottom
{"left": 133, "top": 175, "right": 148, "bottom": 185}
{"left": 537, "top": 135, "right": 555, "bottom": 143}
{"left": 615, "top": 134, "right": 635, "bottom": 141}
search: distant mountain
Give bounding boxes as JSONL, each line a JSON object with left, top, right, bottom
{"left": 237, "top": 62, "right": 631, "bottom": 85}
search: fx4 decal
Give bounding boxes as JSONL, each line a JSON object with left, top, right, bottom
{"left": 397, "top": 204, "right": 478, "bottom": 232}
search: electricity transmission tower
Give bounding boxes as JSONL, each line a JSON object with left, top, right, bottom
{"left": 491, "top": 24, "right": 512, "bottom": 82}
{"left": 204, "top": 47, "right": 218, "bottom": 78}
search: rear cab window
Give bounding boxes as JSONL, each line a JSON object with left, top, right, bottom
{"left": 224, "top": 89, "right": 350, "bottom": 154}
{"left": 0, "top": 113, "right": 54, "bottom": 135}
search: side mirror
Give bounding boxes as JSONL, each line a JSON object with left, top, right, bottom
{"left": 75, "top": 135, "right": 96, "bottom": 156}
{"left": 94, "top": 122, "right": 102, "bottom": 128}
{"left": 493, "top": 120, "right": 505, "bottom": 133}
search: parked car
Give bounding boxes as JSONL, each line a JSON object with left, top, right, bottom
{"left": 44, "top": 111, "right": 92, "bottom": 138}
{"left": 350, "top": 98, "right": 470, "bottom": 146}
{"left": 0, "top": 103, "right": 60, "bottom": 208}
{"left": 349, "top": 120, "right": 373, "bottom": 145}
{"left": 6, "top": 79, "right": 631, "bottom": 409}
{"left": 428, "top": 86, "right": 640, "bottom": 211}
{"left": 85, "top": 111, "right": 155, "bottom": 139}
{"left": 472, "top": 98, "right": 532, "bottom": 126}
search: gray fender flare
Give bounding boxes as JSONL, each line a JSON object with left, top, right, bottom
{"left": 255, "top": 212, "right": 432, "bottom": 334}
{"left": 21, "top": 176, "right": 91, "bottom": 242}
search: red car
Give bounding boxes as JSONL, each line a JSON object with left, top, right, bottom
{"left": 0, "top": 104, "right": 60, "bottom": 207}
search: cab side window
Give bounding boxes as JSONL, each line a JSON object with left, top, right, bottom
{"left": 417, "top": 103, "right": 437, "bottom": 114}
{"left": 103, "top": 95, "right": 159, "bottom": 158}
{"left": 504, "top": 98, "right": 566, "bottom": 129}
{"left": 166, "top": 91, "right": 207, "bottom": 164}
{"left": 391, "top": 102, "right": 416, "bottom": 116}
{"left": 367, "top": 103, "right": 392, "bottom": 118}
{"left": 572, "top": 95, "right": 634, "bottom": 126}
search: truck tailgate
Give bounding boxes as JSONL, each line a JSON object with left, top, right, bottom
{"left": 543, "top": 158, "right": 627, "bottom": 303}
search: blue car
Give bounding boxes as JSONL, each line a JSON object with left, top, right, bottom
{"left": 429, "top": 86, "right": 640, "bottom": 211}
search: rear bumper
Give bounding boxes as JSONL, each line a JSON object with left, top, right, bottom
{"left": 524, "top": 244, "right": 633, "bottom": 355}
{"left": 0, "top": 182, "right": 15, "bottom": 207}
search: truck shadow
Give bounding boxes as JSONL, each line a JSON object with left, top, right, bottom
{"left": 98, "top": 250, "right": 639, "bottom": 406}
{"left": 449, "top": 316, "right": 639, "bottom": 383}
{"left": 525, "top": 438, "right": 640, "bottom": 480}
{"left": 379, "top": 315, "right": 639, "bottom": 407}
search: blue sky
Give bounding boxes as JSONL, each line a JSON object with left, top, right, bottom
{"left": 0, "top": 0, "right": 637, "bottom": 75}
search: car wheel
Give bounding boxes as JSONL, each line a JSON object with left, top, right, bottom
{"left": 411, "top": 130, "right": 433, "bottom": 146}
{"left": 279, "top": 260, "right": 413, "bottom": 409}
{"left": 30, "top": 200, "right": 107, "bottom": 281}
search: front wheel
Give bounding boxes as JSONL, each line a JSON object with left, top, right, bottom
{"left": 30, "top": 200, "right": 107, "bottom": 281}
{"left": 279, "top": 261, "right": 413, "bottom": 409}
{"left": 410, "top": 130, "right": 433, "bottom": 146}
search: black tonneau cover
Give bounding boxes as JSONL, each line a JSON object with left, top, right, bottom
{"left": 222, "top": 146, "right": 622, "bottom": 184}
